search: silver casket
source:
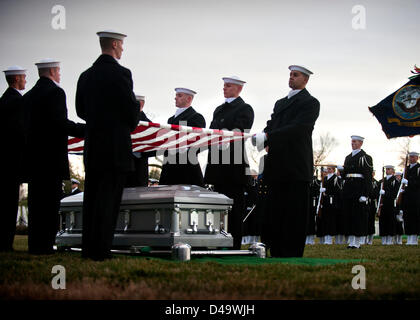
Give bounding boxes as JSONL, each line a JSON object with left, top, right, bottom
{"left": 56, "top": 185, "right": 234, "bottom": 249}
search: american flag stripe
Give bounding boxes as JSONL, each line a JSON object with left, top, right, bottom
{"left": 68, "top": 121, "right": 252, "bottom": 154}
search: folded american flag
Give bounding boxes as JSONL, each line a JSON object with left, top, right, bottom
{"left": 68, "top": 121, "right": 252, "bottom": 154}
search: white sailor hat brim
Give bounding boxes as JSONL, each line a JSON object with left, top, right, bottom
{"left": 35, "top": 59, "right": 60, "bottom": 69}
{"left": 135, "top": 94, "right": 145, "bottom": 101}
{"left": 351, "top": 135, "right": 365, "bottom": 141}
{"left": 384, "top": 165, "right": 395, "bottom": 169}
{"left": 3, "top": 65, "right": 27, "bottom": 76}
{"left": 97, "top": 30, "right": 127, "bottom": 41}
{"left": 71, "top": 178, "right": 80, "bottom": 184}
{"left": 408, "top": 152, "right": 419, "bottom": 157}
{"left": 288, "top": 65, "right": 313, "bottom": 76}
{"left": 175, "top": 88, "right": 197, "bottom": 96}
{"left": 222, "top": 76, "right": 246, "bottom": 85}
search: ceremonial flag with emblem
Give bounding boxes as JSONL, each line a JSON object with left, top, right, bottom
{"left": 369, "top": 66, "right": 420, "bottom": 138}
{"left": 68, "top": 121, "right": 252, "bottom": 154}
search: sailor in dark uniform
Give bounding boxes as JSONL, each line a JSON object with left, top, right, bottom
{"left": 401, "top": 152, "right": 420, "bottom": 245}
{"left": 335, "top": 166, "right": 346, "bottom": 244}
{"left": 253, "top": 65, "right": 320, "bottom": 257}
{"left": 306, "top": 169, "right": 320, "bottom": 245}
{"left": 394, "top": 171, "right": 404, "bottom": 245}
{"left": 126, "top": 95, "right": 152, "bottom": 187}
{"left": 159, "top": 88, "right": 206, "bottom": 186}
{"left": 76, "top": 30, "right": 140, "bottom": 260}
{"left": 339, "top": 135, "right": 373, "bottom": 249}
{"left": 316, "top": 168, "right": 327, "bottom": 244}
{"left": 24, "top": 59, "right": 85, "bottom": 255}
{"left": 367, "top": 170, "right": 380, "bottom": 245}
{"left": 319, "top": 165, "right": 342, "bottom": 245}
{"left": 70, "top": 178, "right": 82, "bottom": 195}
{"left": 0, "top": 66, "right": 26, "bottom": 252}
{"left": 377, "top": 165, "right": 399, "bottom": 245}
{"left": 204, "top": 76, "right": 254, "bottom": 249}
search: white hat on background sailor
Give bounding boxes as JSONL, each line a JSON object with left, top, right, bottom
{"left": 175, "top": 87, "right": 197, "bottom": 96}
{"left": 222, "top": 76, "right": 246, "bottom": 86}
{"left": 35, "top": 58, "right": 60, "bottom": 69}
{"left": 135, "top": 94, "right": 145, "bottom": 102}
{"left": 351, "top": 135, "right": 365, "bottom": 141}
{"left": 96, "top": 30, "right": 127, "bottom": 41}
{"left": 3, "top": 65, "right": 26, "bottom": 76}
{"left": 288, "top": 65, "right": 313, "bottom": 76}
{"left": 71, "top": 178, "right": 80, "bottom": 185}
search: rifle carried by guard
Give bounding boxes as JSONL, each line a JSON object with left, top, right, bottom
{"left": 376, "top": 166, "right": 385, "bottom": 217}
{"left": 316, "top": 167, "right": 325, "bottom": 217}
{"left": 396, "top": 154, "right": 408, "bottom": 206}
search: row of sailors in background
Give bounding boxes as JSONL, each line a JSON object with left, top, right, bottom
{"left": 241, "top": 146, "right": 420, "bottom": 248}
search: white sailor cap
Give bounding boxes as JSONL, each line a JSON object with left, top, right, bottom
{"left": 395, "top": 172, "right": 402, "bottom": 175}
{"left": 408, "top": 151, "right": 419, "bottom": 157}
{"left": 175, "top": 88, "right": 196, "bottom": 96}
{"left": 351, "top": 135, "right": 365, "bottom": 141}
{"left": 288, "top": 65, "right": 313, "bottom": 76}
{"left": 71, "top": 178, "right": 80, "bottom": 184}
{"left": 3, "top": 65, "right": 27, "bottom": 76}
{"left": 35, "top": 58, "right": 60, "bottom": 69}
{"left": 96, "top": 30, "right": 127, "bottom": 41}
{"left": 384, "top": 165, "right": 395, "bottom": 169}
{"left": 222, "top": 76, "right": 246, "bottom": 86}
{"left": 135, "top": 94, "right": 145, "bottom": 101}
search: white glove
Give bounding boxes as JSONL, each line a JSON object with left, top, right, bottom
{"left": 399, "top": 210, "right": 403, "bottom": 215}
{"left": 320, "top": 187, "right": 326, "bottom": 193}
{"left": 359, "top": 196, "right": 367, "bottom": 203}
{"left": 337, "top": 165, "right": 344, "bottom": 171}
{"left": 380, "top": 189, "right": 385, "bottom": 195}
{"left": 401, "top": 178, "right": 408, "bottom": 185}
{"left": 252, "top": 132, "right": 267, "bottom": 152}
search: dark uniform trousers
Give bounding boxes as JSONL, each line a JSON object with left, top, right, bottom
{"left": 267, "top": 182, "right": 309, "bottom": 257}
{"left": 402, "top": 163, "right": 420, "bottom": 235}
{"left": 0, "top": 87, "right": 25, "bottom": 251}
{"left": 0, "top": 178, "right": 20, "bottom": 251}
{"left": 378, "top": 177, "right": 399, "bottom": 237}
{"left": 82, "top": 170, "right": 127, "bottom": 260}
{"left": 27, "top": 177, "right": 62, "bottom": 254}
{"left": 307, "top": 177, "right": 320, "bottom": 237}
{"left": 214, "top": 184, "right": 245, "bottom": 249}
{"left": 368, "top": 179, "right": 379, "bottom": 236}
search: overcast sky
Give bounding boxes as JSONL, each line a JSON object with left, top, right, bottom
{"left": 1, "top": 0, "right": 419, "bottom": 178}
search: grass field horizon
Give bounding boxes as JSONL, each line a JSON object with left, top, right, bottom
{"left": 1, "top": 236, "right": 419, "bottom": 300}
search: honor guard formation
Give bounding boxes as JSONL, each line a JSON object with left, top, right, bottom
{"left": 1, "top": 30, "right": 419, "bottom": 260}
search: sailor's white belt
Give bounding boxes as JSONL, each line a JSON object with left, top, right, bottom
{"left": 346, "top": 173, "right": 364, "bottom": 178}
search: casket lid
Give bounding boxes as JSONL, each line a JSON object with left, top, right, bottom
{"left": 60, "top": 185, "right": 233, "bottom": 207}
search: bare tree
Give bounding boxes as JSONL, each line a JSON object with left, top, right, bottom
{"left": 313, "top": 132, "right": 339, "bottom": 165}
{"left": 397, "top": 137, "right": 411, "bottom": 168}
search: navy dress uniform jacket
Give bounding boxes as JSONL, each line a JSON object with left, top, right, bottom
{"left": 24, "top": 77, "right": 85, "bottom": 180}
{"left": 263, "top": 89, "right": 320, "bottom": 184}
{"left": 159, "top": 107, "right": 206, "bottom": 186}
{"left": 204, "top": 96, "right": 254, "bottom": 186}
{"left": 76, "top": 54, "right": 140, "bottom": 173}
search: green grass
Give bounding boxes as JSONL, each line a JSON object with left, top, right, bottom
{"left": 0, "top": 236, "right": 419, "bottom": 300}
